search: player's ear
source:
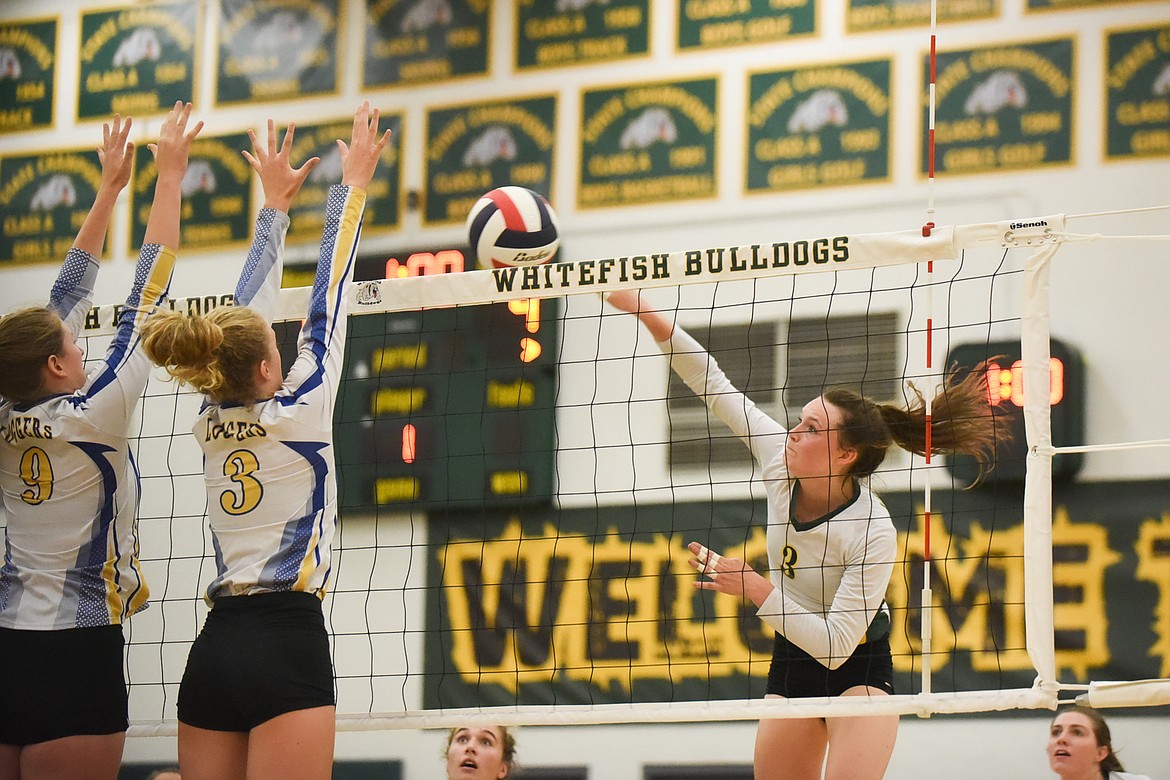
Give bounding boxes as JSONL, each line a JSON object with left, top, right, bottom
{"left": 45, "top": 353, "right": 66, "bottom": 378}
{"left": 256, "top": 356, "right": 273, "bottom": 387}
{"left": 836, "top": 443, "right": 858, "bottom": 470}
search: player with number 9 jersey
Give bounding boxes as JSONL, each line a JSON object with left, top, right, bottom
{"left": 0, "top": 105, "right": 202, "bottom": 777}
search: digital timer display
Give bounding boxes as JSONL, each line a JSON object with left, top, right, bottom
{"left": 278, "top": 248, "right": 558, "bottom": 510}
{"left": 944, "top": 338, "right": 1084, "bottom": 484}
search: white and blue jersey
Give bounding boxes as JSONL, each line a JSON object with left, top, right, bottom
{"left": 0, "top": 244, "right": 175, "bottom": 630}
{"left": 662, "top": 327, "right": 897, "bottom": 670}
{"left": 195, "top": 185, "right": 365, "bottom": 602}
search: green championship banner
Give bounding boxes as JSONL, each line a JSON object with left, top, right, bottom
{"left": 215, "top": 0, "right": 342, "bottom": 106}
{"left": 362, "top": 0, "right": 489, "bottom": 88}
{"left": 423, "top": 95, "right": 557, "bottom": 226}
{"left": 1104, "top": 23, "right": 1170, "bottom": 161}
{"left": 129, "top": 130, "right": 253, "bottom": 252}
{"left": 578, "top": 77, "right": 717, "bottom": 209}
{"left": 747, "top": 59, "right": 891, "bottom": 193}
{"left": 0, "top": 16, "right": 57, "bottom": 134}
{"left": 677, "top": 0, "right": 815, "bottom": 51}
{"left": 846, "top": 0, "right": 996, "bottom": 33}
{"left": 0, "top": 147, "right": 102, "bottom": 265}
{"left": 923, "top": 38, "right": 1074, "bottom": 177}
{"left": 515, "top": 0, "right": 649, "bottom": 70}
{"left": 285, "top": 115, "right": 403, "bottom": 244}
{"left": 77, "top": 2, "right": 198, "bottom": 121}
{"left": 423, "top": 480, "right": 1170, "bottom": 708}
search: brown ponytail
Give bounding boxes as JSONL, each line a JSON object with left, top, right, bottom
{"left": 0, "top": 307, "right": 68, "bottom": 403}
{"left": 142, "top": 306, "right": 269, "bottom": 404}
{"left": 825, "top": 359, "right": 1007, "bottom": 483}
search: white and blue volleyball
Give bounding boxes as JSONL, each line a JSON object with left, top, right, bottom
{"left": 466, "top": 186, "right": 560, "bottom": 268}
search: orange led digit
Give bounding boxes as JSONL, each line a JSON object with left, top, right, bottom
{"left": 945, "top": 338, "right": 1083, "bottom": 483}
{"left": 519, "top": 337, "right": 542, "bottom": 363}
{"left": 402, "top": 423, "right": 417, "bottom": 464}
{"left": 508, "top": 298, "right": 541, "bottom": 334}
{"left": 385, "top": 249, "right": 466, "bottom": 278}
{"left": 1049, "top": 358, "right": 1064, "bottom": 405}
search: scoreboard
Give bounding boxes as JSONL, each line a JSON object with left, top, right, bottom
{"left": 944, "top": 338, "right": 1084, "bottom": 484}
{"left": 278, "top": 249, "right": 558, "bottom": 510}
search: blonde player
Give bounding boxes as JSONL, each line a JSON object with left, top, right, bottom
{"left": 0, "top": 104, "right": 202, "bottom": 779}
{"left": 141, "top": 103, "right": 389, "bottom": 780}
{"left": 608, "top": 290, "right": 1002, "bottom": 780}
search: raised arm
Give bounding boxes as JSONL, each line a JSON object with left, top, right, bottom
{"left": 234, "top": 120, "right": 320, "bottom": 321}
{"left": 74, "top": 114, "right": 134, "bottom": 257}
{"left": 606, "top": 289, "right": 676, "bottom": 341}
{"left": 48, "top": 115, "right": 135, "bottom": 335}
{"left": 283, "top": 102, "right": 388, "bottom": 413}
{"left": 81, "top": 104, "right": 200, "bottom": 430}
{"left": 607, "top": 290, "right": 787, "bottom": 465}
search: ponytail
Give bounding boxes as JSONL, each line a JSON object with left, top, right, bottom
{"left": 825, "top": 359, "right": 1006, "bottom": 483}
{"left": 142, "top": 307, "right": 269, "bottom": 404}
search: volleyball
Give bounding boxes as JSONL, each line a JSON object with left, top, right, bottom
{"left": 466, "top": 186, "right": 560, "bottom": 268}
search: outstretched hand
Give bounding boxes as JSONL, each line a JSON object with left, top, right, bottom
{"left": 97, "top": 114, "right": 135, "bottom": 194}
{"left": 149, "top": 101, "right": 204, "bottom": 181}
{"left": 605, "top": 289, "right": 647, "bottom": 316}
{"left": 242, "top": 120, "right": 320, "bottom": 212}
{"left": 336, "top": 101, "right": 392, "bottom": 190}
{"left": 605, "top": 289, "right": 675, "bottom": 341}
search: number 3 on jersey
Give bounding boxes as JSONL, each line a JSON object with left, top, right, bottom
{"left": 221, "top": 449, "right": 263, "bottom": 515}
{"left": 19, "top": 446, "right": 54, "bottom": 505}
{"left": 781, "top": 545, "right": 798, "bottom": 579}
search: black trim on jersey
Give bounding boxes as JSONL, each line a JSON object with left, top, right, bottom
{"left": 788, "top": 479, "right": 862, "bottom": 532}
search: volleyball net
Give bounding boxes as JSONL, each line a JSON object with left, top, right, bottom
{"left": 66, "top": 205, "right": 1170, "bottom": 735}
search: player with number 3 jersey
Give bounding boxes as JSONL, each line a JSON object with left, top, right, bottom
{"left": 142, "top": 103, "right": 390, "bottom": 780}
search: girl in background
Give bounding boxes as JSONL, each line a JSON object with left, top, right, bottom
{"left": 1048, "top": 705, "right": 1151, "bottom": 780}
{"left": 445, "top": 726, "right": 517, "bottom": 780}
{"left": 142, "top": 103, "right": 389, "bottom": 780}
{"left": 0, "top": 103, "right": 201, "bottom": 780}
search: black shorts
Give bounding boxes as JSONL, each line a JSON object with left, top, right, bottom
{"left": 765, "top": 632, "right": 895, "bottom": 699}
{"left": 0, "top": 624, "right": 128, "bottom": 745}
{"left": 177, "top": 591, "right": 335, "bottom": 732}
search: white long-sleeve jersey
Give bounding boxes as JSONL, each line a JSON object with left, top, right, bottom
{"left": 194, "top": 185, "right": 365, "bottom": 602}
{"left": 0, "top": 244, "right": 175, "bottom": 629}
{"left": 662, "top": 327, "right": 897, "bottom": 670}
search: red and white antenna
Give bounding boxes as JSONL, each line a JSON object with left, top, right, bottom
{"left": 920, "top": 0, "right": 940, "bottom": 699}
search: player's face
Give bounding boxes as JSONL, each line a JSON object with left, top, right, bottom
{"left": 56, "top": 321, "right": 87, "bottom": 392}
{"left": 1047, "top": 712, "right": 1107, "bottom": 777}
{"left": 446, "top": 726, "right": 509, "bottom": 780}
{"left": 785, "top": 396, "right": 852, "bottom": 480}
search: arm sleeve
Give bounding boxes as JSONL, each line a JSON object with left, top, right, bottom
{"left": 660, "top": 327, "right": 787, "bottom": 467}
{"left": 78, "top": 243, "right": 176, "bottom": 432}
{"left": 756, "top": 519, "right": 897, "bottom": 670}
{"left": 47, "top": 247, "right": 101, "bottom": 337}
{"left": 233, "top": 208, "right": 291, "bottom": 323}
{"left": 281, "top": 185, "right": 367, "bottom": 424}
